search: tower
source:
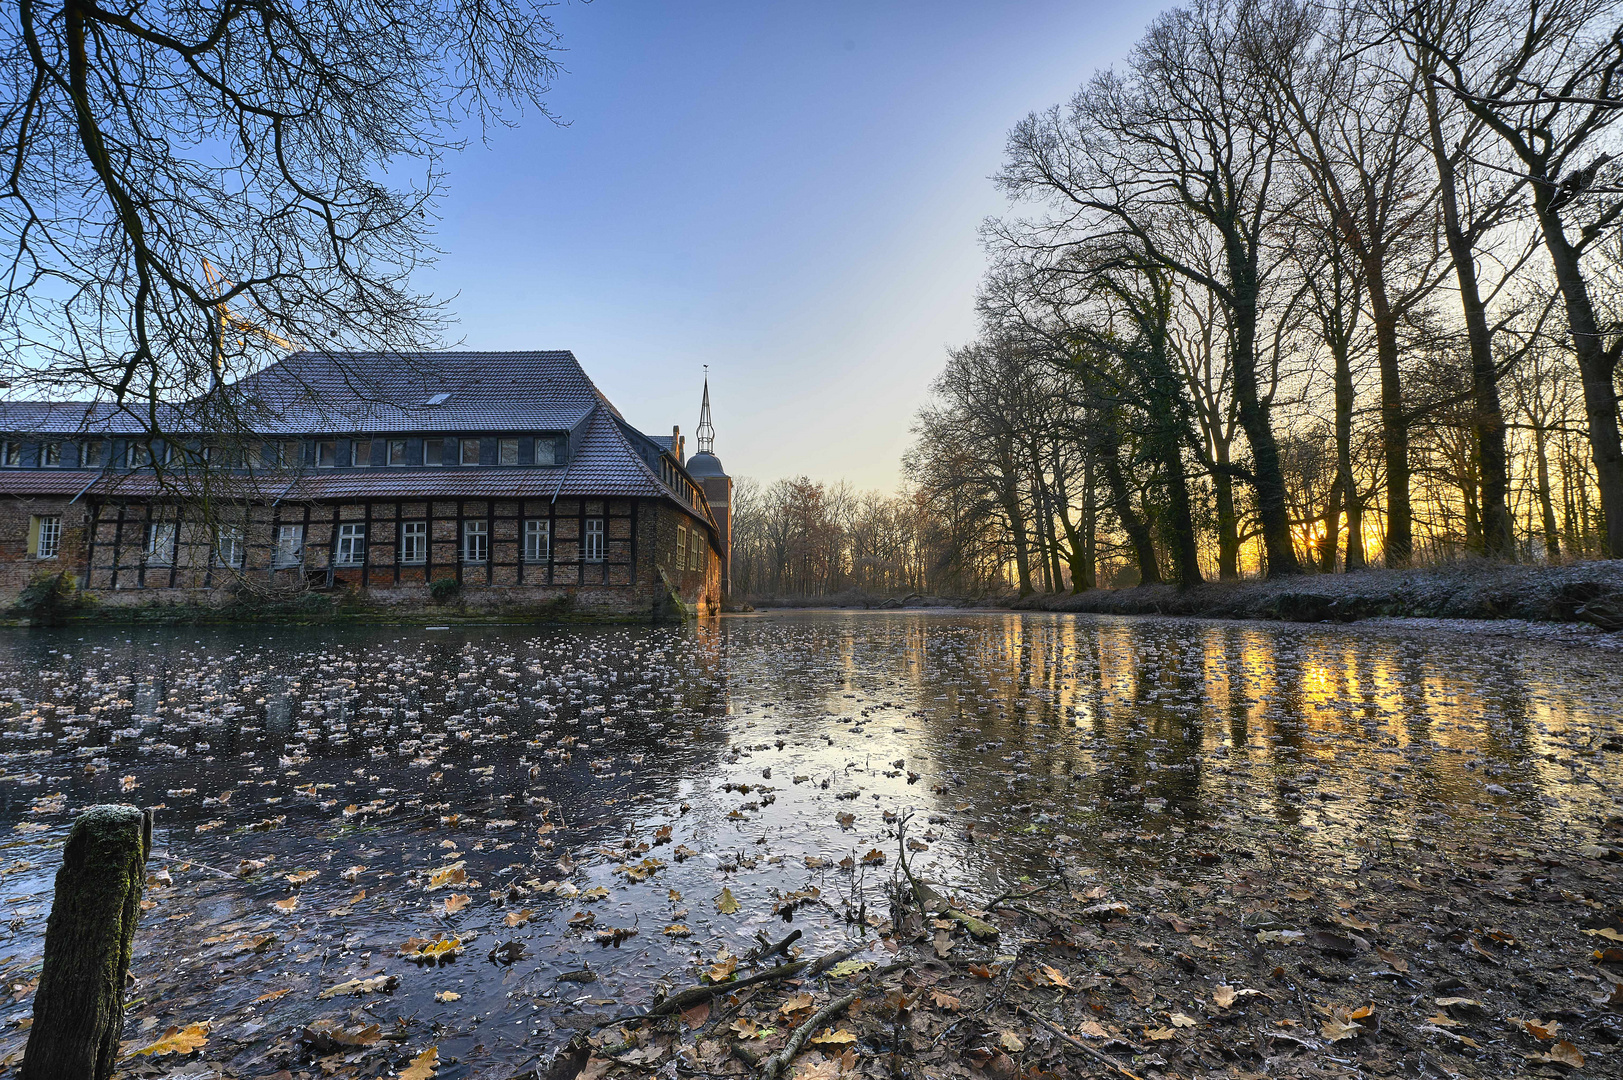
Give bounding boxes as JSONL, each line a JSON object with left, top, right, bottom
{"left": 683, "top": 372, "right": 731, "bottom": 596}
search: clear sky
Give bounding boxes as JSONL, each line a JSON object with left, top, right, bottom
{"left": 423, "top": 1, "right": 1166, "bottom": 491}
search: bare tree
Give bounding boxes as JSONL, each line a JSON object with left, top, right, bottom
{"left": 0, "top": 0, "right": 562, "bottom": 430}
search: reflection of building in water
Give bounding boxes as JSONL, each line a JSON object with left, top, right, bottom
{"left": 0, "top": 352, "right": 725, "bottom": 618}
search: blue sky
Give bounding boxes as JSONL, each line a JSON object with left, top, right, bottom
{"left": 423, "top": 1, "right": 1165, "bottom": 490}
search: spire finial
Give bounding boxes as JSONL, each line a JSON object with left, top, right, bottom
{"left": 696, "top": 367, "right": 715, "bottom": 454}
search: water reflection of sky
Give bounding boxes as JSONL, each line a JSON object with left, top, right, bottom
{"left": 0, "top": 613, "right": 1618, "bottom": 1074}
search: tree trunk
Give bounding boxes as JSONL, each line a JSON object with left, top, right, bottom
{"left": 1334, "top": 333, "right": 1366, "bottom": 571}
{"left": 1319, "top": 472, "right": 1342, "bottom": 573}
{"left": 24, "top": 805, "right": 151, "bottom": 1080}
{"left": 1080, "top": 456, "right": 1098, "bottom": 590}
{"left": 1228, "top": 261, "right": 1302, "bottom": 576}
{"left": 998, "top": 448, "right": 1034, "bottom": 596}
{"left": 1366, "top": 264, "right": 1412, "bottom": 569}
{"left": 1423, "top": 82, "right": 1514, "bottom": 560}
{"left": 1098, "top": 419, "right": 1161, "bottom": 586}
{"left": 1211, "top": 436, "right": 1241, "bottom": 579}
{"left": 1534, "top": 422, "right": 1561, "bottom": 561}
{"left": 1532, "top": 199, "right": 1623, "bottom": 559}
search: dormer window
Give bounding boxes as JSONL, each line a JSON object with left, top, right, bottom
{"left": 424, "top": 392, "right": 452, "bottom": 406}
{"left": 459, "top": 438, "right": 480, "bottom": 466}
{"left": 315, "top": 440, "right": 338, "bottom": 467}
{"left": 535, "top": 437, "right": 558, "bottom": 466}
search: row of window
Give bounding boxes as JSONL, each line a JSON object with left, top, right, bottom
{"left": 0, "top": 435, "right": 566, "bottom": 470}
{"left": 674, "top": 524, "right": 708, "bottom": 572}
{"left": 32, "top": 517, "right": 611, "bottom": 566}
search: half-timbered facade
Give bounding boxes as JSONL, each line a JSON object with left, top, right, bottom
{"left": 0, "top": 351, "right": 725, "bottom": 618}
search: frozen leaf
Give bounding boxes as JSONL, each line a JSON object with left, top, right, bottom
{"left": 828, "top": 959, "right": 875, "bottom": 978}
{"left": 427, "top": 863, "right": 466, "bottom": 889}
{"left": 252, "top": 988, "right": 291, "bottom": 1004}
{"left": 285, "top": 870, "right": 318, "bottom": 886}
{"left": 319, "top": 974, "right": 398, "bottom": 998}
{"left": 400, "top": 1046, "right": 438, "bottom": 1079}
{"left": 861, "top": 849, "right": 886, "bottom": 865}
{"left": 812, "top": 1028, "right": 857, "bottom": 1047}
{"left": 400, "top": 937, "right": 463, "bottom": 964}
{"left": 271, "top": 896, "right": 299, "bottom": 913}
{"left": 581, "top": 886, "right": 610, "bottom": 902}
{"left": 806, "top": 856, "right": 832, "bottom": 869}
{"left": 133, "top": 1022, "right": 209, "bottom": 1057}
{"left": 663, "top": 923, "right": 691, "bottom": 937}
{"left": 441, "top": 893, "right": 470, "bottom": 914}
{"left": 505, "top": 908, "right": 533, "bottom": 927}
{"left": 715, "top": 887, "right": 741, "bottom": 914}
{"left": 435, "top": 991, "right": 460, "bottom": 1002}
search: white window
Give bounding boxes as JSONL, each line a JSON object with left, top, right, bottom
{"left": 535, "top": 437, "right": 558, "bottom": 466}
{"left": 423, "top": 438, "right": 443, "bottom": 466}
{"left": 81, "top": 440, "right": 104, "bottom": 467}
{"left": 584, "top": 518, "right": 605, "bottom": 563}
{"left": 462, "top": 520, "right": 488, "bottom": 563}
{"left": 523, "top": 520, "right": 549, "bottom": 562}
{"left": 32, "top": 516, "right": 60, "bottom": 559}
{"left": 460, "top": 438, "right": 481, "bottom": 466}
{"left": 388, "top": 439, "right": 410, "bottom": 466}
{"left": 216, "top": 526, "right": 243, "bottom": 568}
{"left": 351, "top": 440, "right": 372, "bottom": 467}
{"left": 145, "top": 522, "right": 176, "bottom": 565}
{"left": 41, "top": 443, "right": 61, "bottom": 467}
{"left": 499, "top": 438, "right": 519, "bottom": 465}
{"left": 315, "top": 440, "right": 338, "bottom": 467}
{"left": 676, "top": 525, "right": 687, "bottom": 571}
{"left": 401, "top": 521, "right": 427, "bottom": 564}
{"left": 336, "top": 523, "right": 366, "bottom": 565}
{"left": 274, "top": 524, "right": 304, "bottom": 567}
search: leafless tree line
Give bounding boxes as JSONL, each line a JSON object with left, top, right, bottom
{"left": 743, "top": 0, "right": 1623, "bottom": 597}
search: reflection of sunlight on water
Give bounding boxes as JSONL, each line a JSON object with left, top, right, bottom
{"left": 0, "top": 613, "right": 1617, "bottom": 1073}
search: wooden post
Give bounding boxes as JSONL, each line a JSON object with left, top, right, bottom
{"left": 23, "top": 805, "right": 152, "bottom": 1080}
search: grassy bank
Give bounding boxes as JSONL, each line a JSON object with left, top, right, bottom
{"left": 749, "top": 560, "right": 1623, "bottom": 631}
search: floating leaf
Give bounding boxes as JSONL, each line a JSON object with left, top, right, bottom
{"left": 133, "top": 1022, "right": 209, "bottom": 1057}
{"left": 440, "top": 893, "right": 470, "bottom": 915}
{"left": 285, "top": 870, "right": 318, "bottom": 886}
{"left": 827, "top": 959, "right": 874, "bottom": 978}
{"left": 716, "top": 887, "right": 741, "bottom": 914}
{"left": 320, "top": 974, "right": 398, "bottom": 999}
{"left": 400, "top": 1046, "right": 438, "bottom": 1080}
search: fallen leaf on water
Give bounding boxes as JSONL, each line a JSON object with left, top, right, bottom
{"left": 435, "top": 991, "right": 460, "bottom": 1002}
{"left": 715, "top": 887, "right": 741, "bottom": 914}
{"left": 400, "top": 1046, "right": 438, "bottom": 1079}
{"left": 285, "top": 870, "right": 318, "bottom": 886}
{"left": 133, "top": 1023, "right": 209, "bottom": 1057}
{"left": 441, "top": 893, "right": 470, "bottom": 915}
{"left": 320, "top": 974, "right": 399, "bottom": 999}
{"left": 505, "top": 908, "right": 533, "bottom": 928}
{"left": 663, "top": 923, "right": 691, "bottom": 937}
{"left": 827, "top": 959, "right": 875, "bottom": 978}
{"left": 252, "top": 988, "right": 291, "bottom": 1004}
{"left": 271, "top": 896, "right": 299, "bottom": 913}
{"left": 705, "top": 952, "right": 738, "bottom": 984}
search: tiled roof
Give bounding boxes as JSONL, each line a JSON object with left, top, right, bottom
{"left": 0, "top": 352, "right": 718, "bottom": 532}
{"left": 225, "top": 350, "right": 609, "bottom": 435}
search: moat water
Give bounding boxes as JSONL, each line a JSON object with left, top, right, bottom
{"left": 0, "top": 612, "right": 1618, "bottom": 1076}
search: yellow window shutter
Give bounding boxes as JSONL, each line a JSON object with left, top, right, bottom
{"left": 26, "top": 516, "right": 39, "bottom": 556}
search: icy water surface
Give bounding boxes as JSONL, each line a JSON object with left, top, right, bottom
{"left": 0, "top": 612, "right": 1620, "bottom": 1077}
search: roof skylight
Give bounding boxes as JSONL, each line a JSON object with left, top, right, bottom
{"left": 423, "top": 392, "right": 452, "bottom": 406}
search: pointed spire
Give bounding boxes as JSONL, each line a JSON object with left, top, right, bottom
{"left": 695, "top": 366, "right": 716, "bottom": 454}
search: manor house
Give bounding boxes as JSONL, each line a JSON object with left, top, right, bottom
{"left": 0, "top": 351, "right": 732, "bottom": 618}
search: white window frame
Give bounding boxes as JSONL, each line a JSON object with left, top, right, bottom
{"left": 351, "top": 440, "right": 372, "bottom": 467}
{"left": 145, "top": 522, "right": 176, "bottom": 565}
{"left": 460, "top": 438, "right": 481, "bottom": 466}
{"left": 584, "top": 517, "right": 605, "bottom": 563}
{"left": 216, "top": 525, "right": 244, "bottom": 569}
{"left": 315, "top": 440, "right": 338, "bottom": 468}
{"left": 523, "top": 519, "right": 550, "bottom": 562}
{"left": 388, "top": 439, "right": 410, "bottom": 466}
{"left": 335, "top": 523, "right": 366, "bottom": 565}
{"left": 81, "top": 440, "right": 104, "bottom": 468}
{"left": 41, "top": 442, "right": 61, "bottom": 467}
{"left": 462, "top": 520, "right": 489, "bottom": 563}
{"left": 676, "top": 525, "right": 687, "bottom": 571}
{"left": 274, "top": 524, "right": 304, "bottom": 567}
{"left": 401, "top": 521, "right": 427, "bottom": 564}
{"left": 34, "top": 515, "right": 61, "bottom": 559}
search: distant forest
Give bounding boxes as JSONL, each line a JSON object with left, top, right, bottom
{"left": 733, "top": 0, "right": 1623, "bottom": 598}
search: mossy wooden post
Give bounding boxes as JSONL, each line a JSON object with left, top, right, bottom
{"left": 23, "top": 804, "right": 152, "bottom": 1080}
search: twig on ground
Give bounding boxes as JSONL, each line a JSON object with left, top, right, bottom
{"left": 983, "top": 878, "right": 1062, "bottom": 911}
{"left": 745, "top": 928, "right": 803, "bottom": 963}
{"left": 759, "top": 990, "right": 861, "bottom": 1080}
{"left": 604, "top": 960, "right": 809, "bottom": 1025}
{"left": 1015, "top": 1005, "right": 1145, "bottom": 1080}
